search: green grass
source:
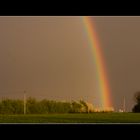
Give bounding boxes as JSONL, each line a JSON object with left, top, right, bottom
{"left": 0, "top": 113, "right": 140, "bottom": 123}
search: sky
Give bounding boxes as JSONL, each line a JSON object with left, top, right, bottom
{"left": 0, "top": 16, "right": 140, "bottom": 111}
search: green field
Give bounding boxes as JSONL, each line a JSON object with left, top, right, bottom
{"left": 0, "top": 113, "right": 140, "bottom": 123}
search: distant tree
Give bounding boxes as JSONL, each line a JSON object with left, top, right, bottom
{"left": 134, "top": 91, "right": 140, "bottom": 104}
{"left": 79, "top": 100, "right": 88, "bottom": 113}
{"left": 0, "top": 99, "right": 23, "bottom": 114}
{"left": 70, "top": 101, "right": 82, "bottom": 113}
{"left": 26, "top": 97, "right": 39, "bottom": 114}
{"left": 132, "top": 91, "right": 140, "bottom": 112}
{"left": 132, "top": 104, "right": 140, "bottom": 113}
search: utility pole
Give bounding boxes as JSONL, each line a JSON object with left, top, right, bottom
{"left": 24, "top": 90, "right": 26, "bottom": 115}
{"left": 123, "top": 97, "right": 126, "bottom": 112}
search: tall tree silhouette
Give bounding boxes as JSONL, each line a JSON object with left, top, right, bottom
{"left": 132, "top": 91, "right": 140, "bottom": 112}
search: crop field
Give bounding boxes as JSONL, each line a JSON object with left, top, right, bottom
{"left": 0, "top": 113, "right": 140, "bottom": 123}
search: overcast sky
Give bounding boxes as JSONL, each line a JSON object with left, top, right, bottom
{"left": 0, "top": 16, "right": 140, "bottom": 111}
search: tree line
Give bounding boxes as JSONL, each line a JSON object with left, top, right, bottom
{"left": 0, "top": 97, "right": 95, "bottom": 114}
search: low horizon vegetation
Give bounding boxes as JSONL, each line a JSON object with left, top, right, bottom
{"left": 0, "top": 97, "right": 114, "bottom": 114}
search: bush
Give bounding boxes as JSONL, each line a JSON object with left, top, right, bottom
{"left": 0, "top": 99, "right": 23, "bottom": 114}
{"left": 132, "top": 91, "right": 140, "bottom": 112}
{"left": 132, "top": 104, "right": 140, "bottom": 113}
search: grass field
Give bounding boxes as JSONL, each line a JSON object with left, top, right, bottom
{"left": 0, "top": 113, "right": 140, "bottom": 123}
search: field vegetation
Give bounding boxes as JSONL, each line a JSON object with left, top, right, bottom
{"left": 0, "top": 113, "right": 140, "bottom": 123}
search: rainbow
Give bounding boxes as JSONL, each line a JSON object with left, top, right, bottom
{"left": 82, "top": 16, "right": 112, "bottom": 110}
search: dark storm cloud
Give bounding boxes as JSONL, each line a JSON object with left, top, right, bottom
{"left": 0, "top": 16, "right": 96, "bottom": 104}
{"left": 0, "top": 16, "right": 139, "bottom": 111}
